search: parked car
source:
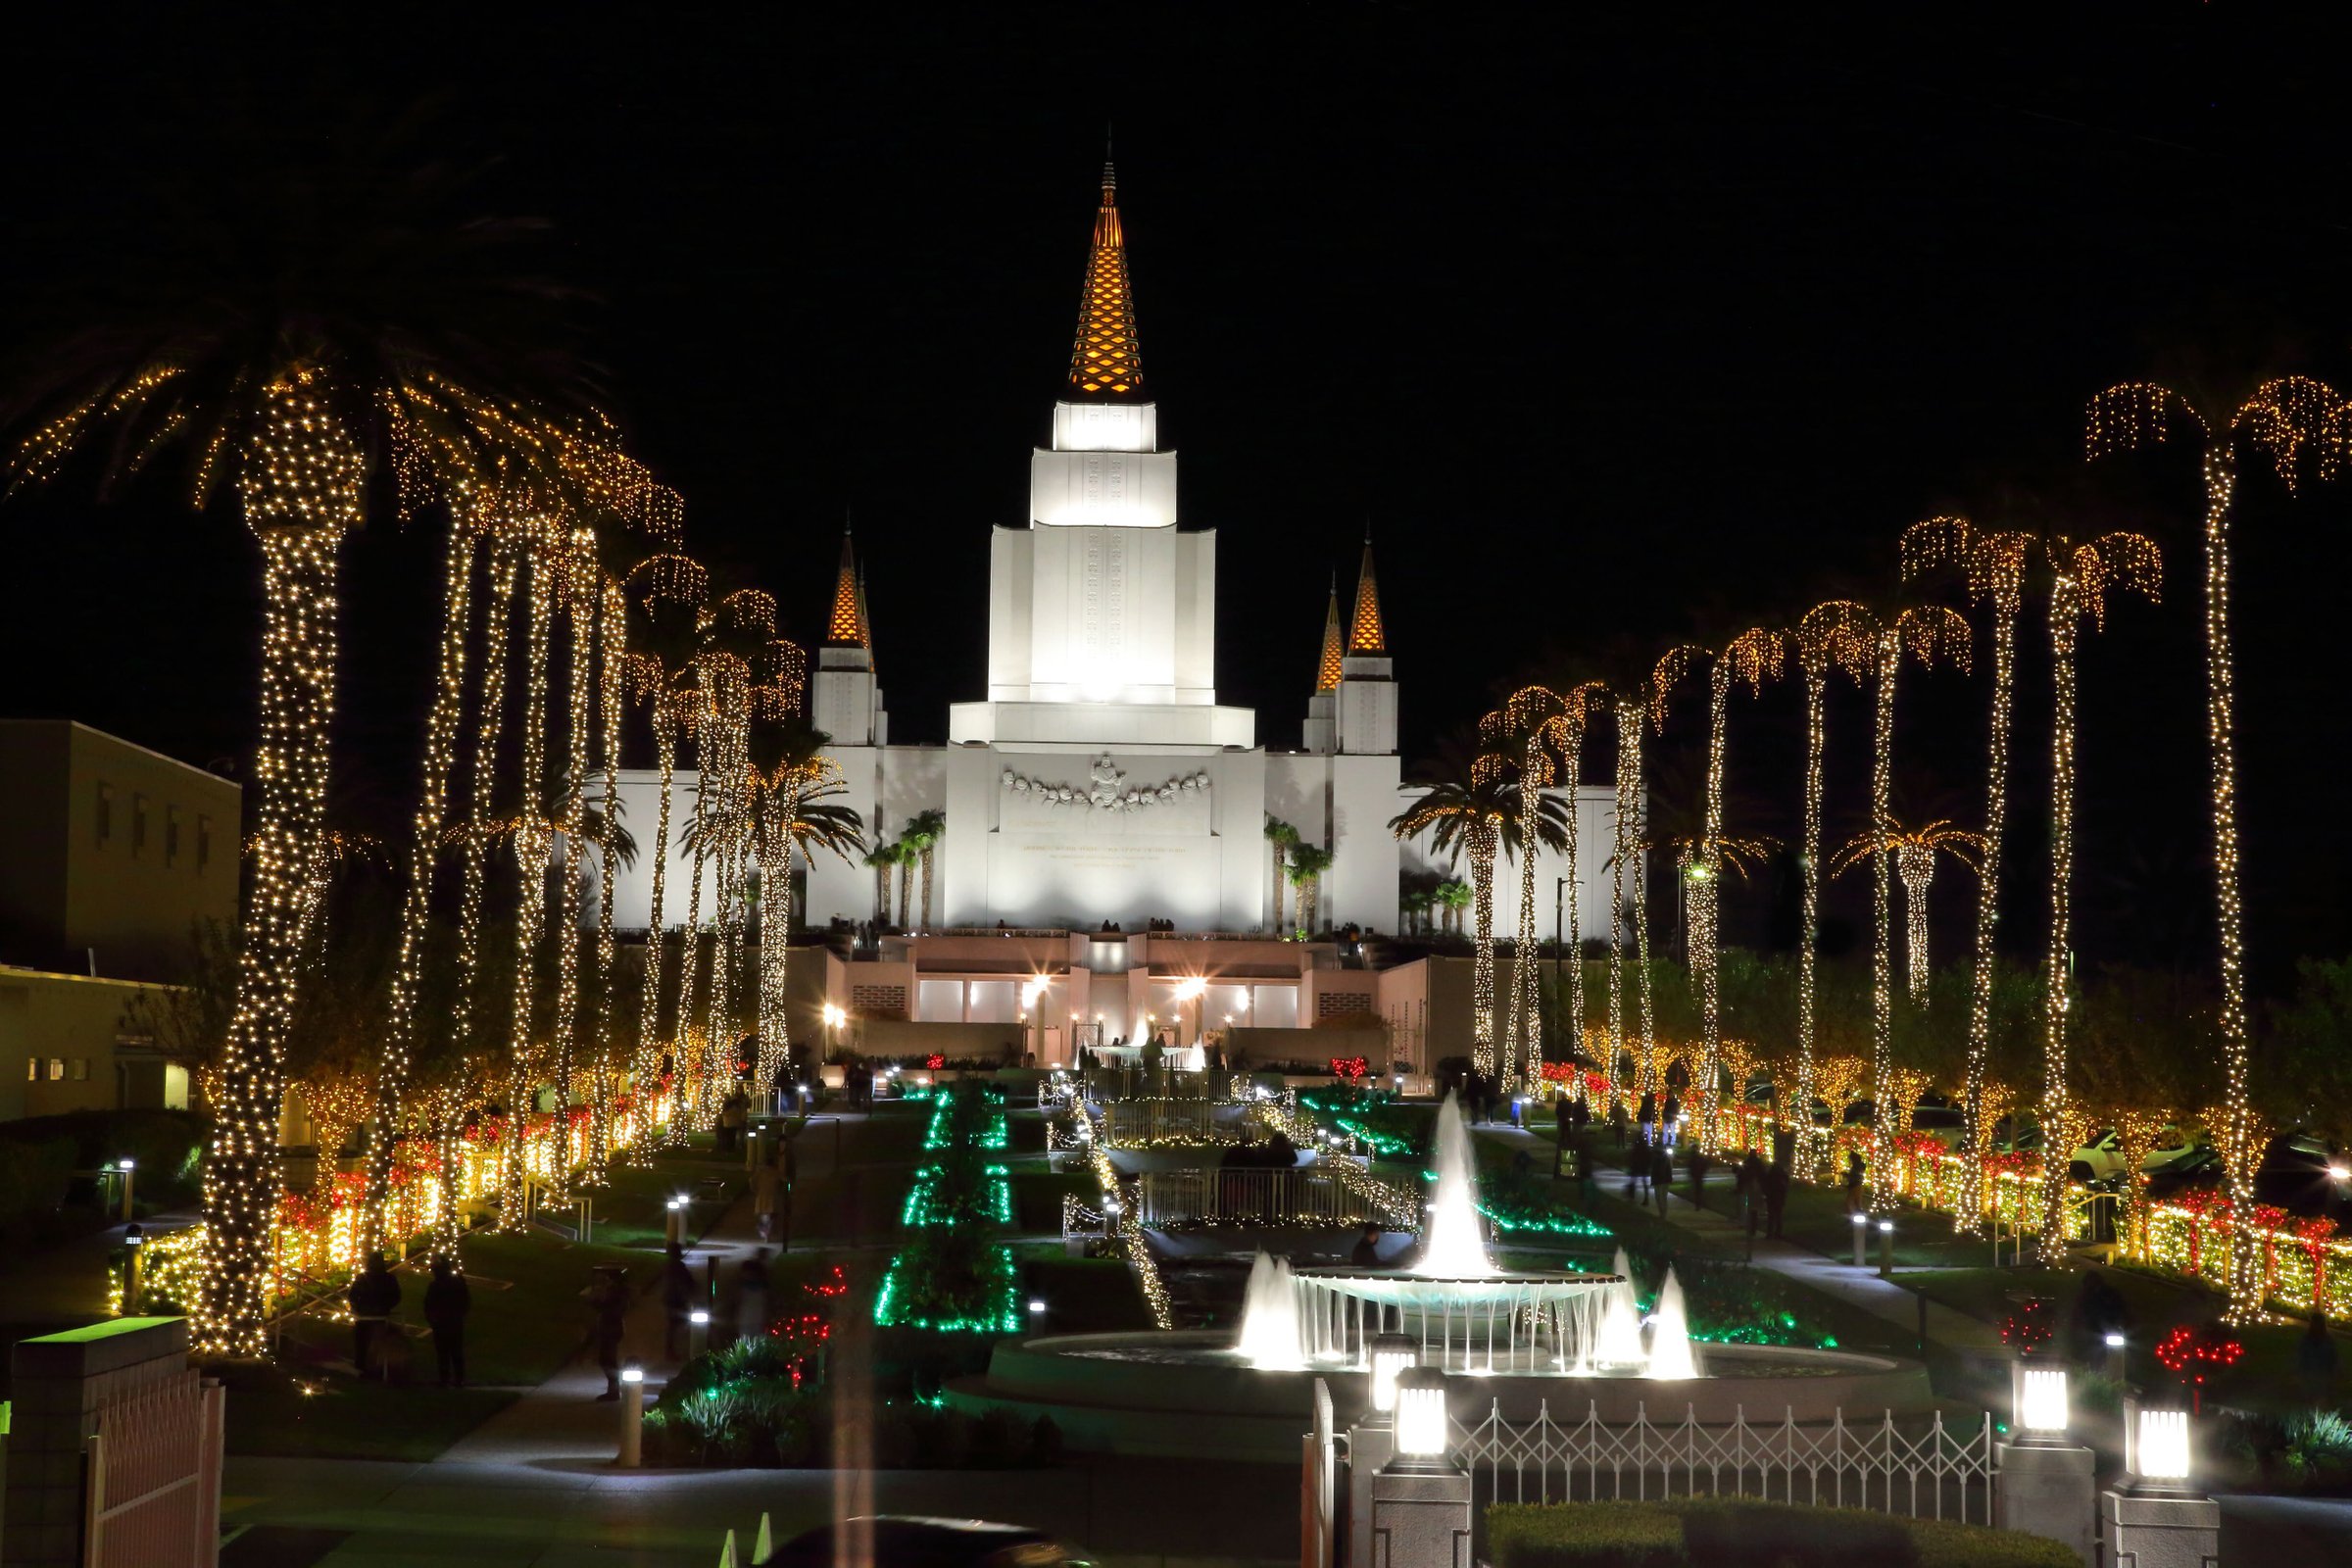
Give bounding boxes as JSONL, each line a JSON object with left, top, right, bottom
{"left": 2254, "top": 1131, "right": 2351, "bottom": 1218}
{"left": 773, "top": 1517, "right": 1088, "bottom": 1568}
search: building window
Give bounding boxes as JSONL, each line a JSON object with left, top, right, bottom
{"left": 197, "top": 815, "right": 213, "bottom": 873}
{"left": 72, "top": 1057, "right": 89, "bottom": 1082}
{"left": 132, "top": 794, "right": 149, "bottom": 857}
{"left": 167, "top": 805, "right": 182, "bottom": 867}
{"left": 96, "top": 782, "right": 114, "bottom": 845}
{"left": 23, "top": 1056, "right": 34, "bottom": 1082}
{"left": 47, "top": 1057, "right": 65, "bottom": 1081}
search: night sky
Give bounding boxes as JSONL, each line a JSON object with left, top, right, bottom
{"left": 4, "top": 7, "right": 2351, "bottom": 994}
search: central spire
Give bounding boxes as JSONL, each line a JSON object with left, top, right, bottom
{"left": 1065, "top": 161, "right": 1145, "bottom": 401}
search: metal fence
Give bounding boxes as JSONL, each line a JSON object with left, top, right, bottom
{"left": 85, "top": 1374, "right": 224, "bottom": 1568}
{"left": 1083, "top": 1067, "right": 1216, "bottom": 1102}
{"left": 1102, "top": 1100, "right": 1223, "bottom": 1145}
{"left": 1137, "top": 1166, "right": 1381, "bottom": 1227}
{"left": 1449, "top": 1400, "right": 1996, "bottom": 1523}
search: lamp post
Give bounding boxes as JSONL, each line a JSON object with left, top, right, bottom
{"left": 122, "top": 1222, "right": 144, "bottom": 1314}
{"left": 117, "top": 1157, "right": 135, "bottom": 1223}
{"left": 1357, "top": 1366, "right": 1472, "bottom": 1568}
{"left": 1347, "top": 1332, "right": 1421, "bottom": 1568}
{"left": 2104, "top": 1330, "right": 2128, "bottom": 1385}
{"left": 1996, "top": 1358, "right": 2095, "bottom": 1563}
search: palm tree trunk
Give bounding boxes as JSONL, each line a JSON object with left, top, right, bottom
{"left": 1608, "top": 703, "right": 1634, "bottom": 1097}
{"left": 196, "top": 497, "right": 352, "bottom": 1357}
{"left": 1867, "top": 634, "right": 1899, "bottom": 1205}
{"left": 1505, "top": 735, "right": 1544, "bottom": 1094}
{"left": 670, "top": 767, "right": 710, "bottom": 1147}
{"left": 755, "top": 799, "right": 788, "bottom": 1102}
{"left": 2036, "top": 580, "right": 2083, "bottom": 1260}
{"left": 2199, "top": 448, "right": 2262, "bottom": 1320}
{"left": 897, "top": 858, "right": 911, "bottom": 929}
{"left": 920, "top": 846, "right": 936, "bottom": 931}
{"left": 1558, "top": 721, "right": 1587, "bottom": 1081}
{"left": 1796, "top": 674, "right": 1827, "bottom": 1146}
{"left": 544, "top": 572, "right": 596, "bottom": 1204}
{"left": 1956, "top": 594, "right": 2020, "bottom": 1235}
{"left": 871, "top": 859, "right": 887, "bottom": 924}
{"left": 498, "top": 554, "right": 557, "bottom": 1230}
{"left": 362, "top": 520, "right": 475, "bottom": 1257}
{"left": 1469, "top": 825, "right": 1498, "bottom": 1081}
{"left": 1696, "top": 670, "right": 1730, "bottom": 1151}
{"left": 1899, "top": 850, "right": 1934, "bottom": 1004}
{"left": 1272, "top": 843, "right": 1288, "bottom": 932}
{"left": 587, "top": 582, "right": 626, "bottom": 1175}
{"left": 636, "top": 705, "right": 677, "bottom": 1131}
{"left": 1626, "top": 707, "right": 1654, "bottom": 1079}
{"left": 456, "top": 549, "right": 518, "bottom": 1061}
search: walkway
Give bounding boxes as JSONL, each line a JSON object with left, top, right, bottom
{"left": 1471, "top": 1124, "right": 2006, "bottom": 1356}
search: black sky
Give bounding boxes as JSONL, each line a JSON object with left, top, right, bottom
{"left": 4, "top": 5, "right": 2351, "bottom": 994}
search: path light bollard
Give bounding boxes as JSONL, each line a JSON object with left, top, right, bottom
{"left": 665, "top": 1196, "right": 686, "bottom": 1247}
{"left": 2102, "top": 1405, "right": 2218, "bottom": 1568}
{"left": 690, "top": 1307, "right": 710, "bottom": 1361}
{"left": 1366, "top": 1366, "right": 1472, "bottom": 1568}
{"left": 117, "top": 1157, "right": 136, "bottom": 1222}
{"left": 577, "top": 1194, "right": 594, "bottom": 1246}
{"left": 122, "top": 1223, "right": 144, "bottom": 1313}
{"left": 617, "top": 1364, "right": 644, "bottom": 1467}
{"left": 1348, "top": 1333, "right": 1418, "bottom": 1568}
{"left": 1850, "top": 1211, "right": 1868, "bottom": 1267}
{"left": 1877, "top": 1217, "right": 1895, "bottom": 1277}
{"left": 1995, "top": 1359, "right": 2096, "bottom": 1565}
{"left": 2105, "top": 1331, "right": 2129, "bottom": 1385}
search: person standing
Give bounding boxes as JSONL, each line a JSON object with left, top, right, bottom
{"left": 588, "top": 1265, "right": 629, "bottom": 1399}
{"left": 423, "top": 1254, "right": 471, "bottom": 1388}
{"left": 1736, "top": 1149, "right": 1764, "bottom": 1229}
{"left": 1763, "top": 1160, "right": 1790, "bottom": 1240}
{"left": 1661, "top": 1091, "right": 1682, "bottom": 1150}
{"left": 1688, "top": 1146, "right": 1712, "bottom": 1213}
{"left": 347, "top": 1251, "right": 401, "bottom": 1378}
{"left": 737, "top": 1249, "right": 773, "bottom": 1345}
{"left": 1638, "top": 1090, "right": 1658, "bottom": 1144}
{"left": 1650, "top": 1142, "right": 1674, "bottom": 1218}
{"left": 1844, "top": 1147, "right": 1867, "bottom": 1215}
{"left": 1608, "top": 1099, "right": 1628, "bottom": 1151}
{"left": 754, "top": 1148, "right": 782, "bottom": 1244}
{"left": 662, "top": 1242, "right": 698, "bottom": 1362}
{"left": 1629, "top": 1127, "right": 1652, "bottom": 1200}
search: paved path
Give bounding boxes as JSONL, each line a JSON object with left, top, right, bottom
{"left": 1472, "top": 1124, "right": 2006, "bottom": 1355}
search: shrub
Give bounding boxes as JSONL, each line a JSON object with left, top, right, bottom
{"left": 1489, "top": 1501, "right": 1683, "bottom": 1567}
{"left": 1483, "top": 1500, "right": 2081, "bottom": 1568}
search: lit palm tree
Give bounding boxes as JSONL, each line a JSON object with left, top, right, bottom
{"left": 1789, "top": 601, "right": 1879, "bottom": 1152}
{"left": 1391, "top": 741, "right": 1569, "bottom": 1082}
{"left": 1660, "top": 626, "right": 1784, "bottom": 1150}
{"left": 2, "top": 152, "right": 596, "bottom": 1354}
{"left": 1483, "top": 686, "right": 1597, "bottom": 1091}
{"left": 745, "top": 677, "right": 862, "bottom": 1104}
{"left": 1902, "top": 516, "right": 2037, "bottom": 1233}
{"left": 2033, "top": 531, "right": 2161, "bottom": 1259}
{"left": 2086, "top": 375, "right": 2348, "bottom": 1319}
{"left": 905, "top": 808, "right": 947, "bottom": 932}
{"left": 1830, "top": 816, "right": 1984, "bottom": 1004}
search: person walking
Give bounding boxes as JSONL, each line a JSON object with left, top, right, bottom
{"left": 588, "top": 1264, "right": 629, "bottom": 1399}
{"left": 1576, "top": 1131, "right": 1599, "bottom": 1205}
{"left": 347, "top": 1251, "right": 401, "bottom": 1378}
{"left": 1650, "top": 1142, "right": 1673, "bottom": 1217}
{"left": 661, "top": 1242, "right": 698, "bottom": 1362}
{"left": 1552, "top": 1097, "right": 1574, "bottom": 1178}
{"left": 1736, "top": 1149, "right": 1764, "bottom": 1229}
{"left": 1629, "top": 1127, "right": 1652, "bottom": 1200}
{"left": 737, "top": 1249, "right": 773, "bottom": 1345}
{"left": 1638, "top": 1090, "right": 1658, "bottom": 1144}
{"left": 1762, "top": 1160, "right": 1790, "bottom": 1240}
{"left": 1608, "top": 1099, "right": 1628, "bottom": 1151}
{"left": 423, "top": 1254, "right": 471, "bottom": 1388}
{"left": 1661, "top": 1091, "right": 1682, "bottom": 1150}
{"left": 754, "top": 1147, "right": 782, "bottom": 1244}
{"left": 1688, "top": 1146, "right": 1712, "bottom": 1213}
{"left": 1843, "top": 1147, "right": 1867, "bottom": 1215}
{"left": 1350, "top": 1224, "right": 1384, "bottom": 1268}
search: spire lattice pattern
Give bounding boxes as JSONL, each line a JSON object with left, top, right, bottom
{"left": 1067, "top": 167, "right": 1144, "bottom": 400}
{"left": 825, "top": 534, "right": 862, "bottom": 645}
{"left": 1348, "top": 539, "right": 1387, "bottom": 654}
{"left": 1316, "top": 588, "right": 1345, "bottom": 692}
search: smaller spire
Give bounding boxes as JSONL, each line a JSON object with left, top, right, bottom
{"left": 825, "top": 529, "right": 863, "bottom": 646}
{"left": 1348, "top": 534, "right": 1387, "bottom": 655}
{"left": 1315, "top": 576, "right": 1345, "bottom": 692}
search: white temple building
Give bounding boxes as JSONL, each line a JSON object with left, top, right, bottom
{"left": 594, "top": 162, "right": 1629, "bottom": 1067}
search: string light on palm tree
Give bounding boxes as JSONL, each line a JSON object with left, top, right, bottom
{"left": 2086, "top": 375, "right": 2347, "bottom": 1320}
{"left": 622, "top": 551, "right": 709, "bottom": 1141}
{"left": 498, "top": 536, "right": 561, "bottom": 1229}
{"left": 1902, "top": 516, "right": 2035, "bottom": 1234}
{"left": 1487, "top": 687, "right": 1567, "bottom": 1092}
{"left": 2034, "top": 531, "right": 2161, "bottom": 1259}
{"left": 1791, "top": 601, "right": 1879, "bottom": 1153}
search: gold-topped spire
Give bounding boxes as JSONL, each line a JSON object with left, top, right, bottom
{"left": 1348, "top": 534, "right": 1387, "bottom": 655}
{"left": 824, "top": 530, "right": 863, "bottom": 646}
{"left": 1315, "top": 577, "right": 1345, "bottom": 692}
{"left": 1065, "top": 161, "right": 1145, "bottom": 401}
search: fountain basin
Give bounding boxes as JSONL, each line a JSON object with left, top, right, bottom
{"left": 944, "top": 1331, "right": 1938, "bottom": 1462}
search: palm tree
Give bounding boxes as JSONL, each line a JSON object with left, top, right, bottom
{"left": 3, "top": 151, "right": 597, "bottom": 1356}
{"left": 2034, "top": 531, "right": 2161, "bottom": 1258}
{"left": 2086, "top": 375, "right": 2347, "bottom": 1319}
{"left": 1903, "top": 516, "right": 2037, "bottom": 1233}
{"left": 1392, "top": 741, "right": 1569, "bottom": 1083}
{"left": 1788, "top": 601, "right": 1879, "bottom": 1152}
{"left": 1659, "top": 626, "right": 1784, "bottom": 1150}
{"left": 1264, "top": 817, "right": 1299, "bottom": 932}
{"left": 862, "top": 842, "right": 895, "bottom": 926}
{"left": 1848, "top": 600, "right": 1971, "bottom": 1201}
{"left": 1437, "top": 879, "right": 1472, "bottom": 937}
{"left": 621, "top": 554, "right": 710, "bottom": 1138}
{"left": 905, "top": 808, "right": 947, "bottom": 932}
{"left": 1483, "top": 687, "right": 1587, "bottom": 1091}
{"left": 746, "top": 689, "right": 862, "bottom": 1104}
{"left": 1287, "top": 844, "right": 1337, "bottom": 934}
{"left": 1831, "top": 817, "right": 1984, "bottom": 1004}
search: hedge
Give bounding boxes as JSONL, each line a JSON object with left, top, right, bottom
{"left": 1486, "top": 1499, "right": 2079, "bottom": 1568}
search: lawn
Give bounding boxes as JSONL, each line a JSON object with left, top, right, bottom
{"left": 1016, "top": 1251, "right": 1152, "bottom": 1333}
{"left": 221, "top": 1372, "right": 518, "bottom": 1462}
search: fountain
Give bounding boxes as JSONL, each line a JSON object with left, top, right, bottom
{"left": 951, "top": 1088, "right": 1931, "bottom": 1458}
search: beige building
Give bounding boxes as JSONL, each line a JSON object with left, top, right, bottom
{"left": 0, "top": 721, "right": 238, "bottom": 1121}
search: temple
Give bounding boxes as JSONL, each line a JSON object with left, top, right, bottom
{"left": 598, "top": 162, "right": 1618, "bottom": 1067}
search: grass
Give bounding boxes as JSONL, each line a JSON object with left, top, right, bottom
{"left": 222, "top": 1373, "right": 519, "bottom": 1462}
{"left": 1010, "top": 1168, "right": 1091, "bottom": 1234}
{"left": 1016, "top": 1252, "right": 1152, "bottom": 1332}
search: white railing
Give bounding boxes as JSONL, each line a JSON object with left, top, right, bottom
{"left": 1137, "top": 1166, "right": 1381, "bottom": 1227}
{"left": 1448, "top": 1400, "right": 1997, "bottom": 1523}
{"left": 1084, "top": 1066, "right": 1216, "bottom": 1102}
{"left": 1102, "top": 1100, "right": 1223, "bottom": 1145}
{"left": 86, "top": 1375, "right": 224, "bottom": 1568}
